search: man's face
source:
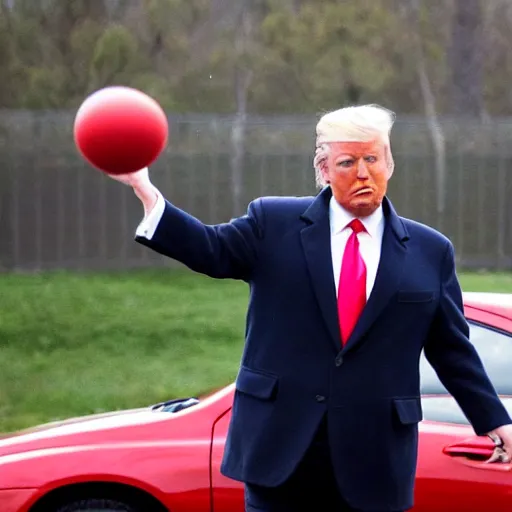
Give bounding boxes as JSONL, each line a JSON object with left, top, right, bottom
{"left": 320, "top": 139, "right": 391, "bottom": 217}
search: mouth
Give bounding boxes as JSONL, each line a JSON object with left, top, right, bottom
{"left": 353, "top": 187, "right": 373, "bottom": 196}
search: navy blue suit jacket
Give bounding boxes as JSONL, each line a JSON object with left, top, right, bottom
{"left": 136, "top": 187, "right": 511, "bottom": 511}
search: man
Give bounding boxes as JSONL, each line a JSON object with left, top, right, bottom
{"left": 110, "top": 104, "right": 512, "bottom": 512}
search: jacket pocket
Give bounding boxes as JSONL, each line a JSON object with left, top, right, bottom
{"left": 235, "top": 365, "right": 278, "bottom": 400}
{"left": 393, "top": 397, "right": 423, "bottom": 424}
{"left": 397, "top": 291, "right": 435, "bottom": 303}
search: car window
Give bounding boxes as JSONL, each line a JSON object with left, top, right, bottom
{"left": 420, "top": 322, "right": 512, "bottom": 395}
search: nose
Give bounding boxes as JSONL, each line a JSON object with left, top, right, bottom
{"left": 357, "top": 159, "right": 369, "bottom": 179}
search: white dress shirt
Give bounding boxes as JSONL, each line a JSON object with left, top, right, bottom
{"left": 136, "top": 192, "right": 385, "bottom": 300}
{"left": 136, "top": 190, "right": 166, "bottom": 239}
{"left": 329, "top": 196, "right": 385, "bottom": 300}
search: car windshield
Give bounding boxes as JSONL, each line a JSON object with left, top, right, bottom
{"left": 420, "top": 321, "right": 512, "bottom": 395}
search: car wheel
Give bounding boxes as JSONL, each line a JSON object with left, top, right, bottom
{"left": 54, "top": 499, "right": 141, "bottom": 512}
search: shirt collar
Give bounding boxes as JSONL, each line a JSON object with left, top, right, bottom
{"left": 329, "top": 195, "right": 384, "bottom": 238}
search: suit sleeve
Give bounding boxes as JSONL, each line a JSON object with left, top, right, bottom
{"left": 134, "top": 197, "right": 265, "bottom": 281}
{"left": 424, "top": 241, "right": 512, "bottom": 435}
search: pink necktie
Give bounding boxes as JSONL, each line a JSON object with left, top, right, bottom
{"left": 338, "top": 219, "right": 367, "bottom": 345}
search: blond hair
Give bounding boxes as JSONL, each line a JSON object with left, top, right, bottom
{"left": 313, "top": 104, "right": 396, "bottom": 187}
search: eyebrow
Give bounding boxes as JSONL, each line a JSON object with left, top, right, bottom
{"left": 336, "top": 153, "right": 377, "bottom": 160}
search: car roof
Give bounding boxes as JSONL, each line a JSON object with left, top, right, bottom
{"left": 463, "top": 291, "right": 512, "bottom": 320}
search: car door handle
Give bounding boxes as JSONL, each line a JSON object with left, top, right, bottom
{"left": 443, "top": 438, "right": 512, "bottom": 471}
{"left": 443, "top": 443, "right": 493, "bottom": 460}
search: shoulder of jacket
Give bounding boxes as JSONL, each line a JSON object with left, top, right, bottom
{"left": 400, "top": 217, "right": 451, "bottom": 247}
{"left": 257, "top": 195, "right": 315, "bottom": 211}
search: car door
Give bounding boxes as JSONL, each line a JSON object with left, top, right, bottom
{"left": 412, "top": 319, "right": 512, "bottom": 511}
{"left": 210, "top": 409, "right": 245, "bottom": 512}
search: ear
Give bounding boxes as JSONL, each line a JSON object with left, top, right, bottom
{"left": 384, "top": 144, "right": 394, "bottom": 179}
{"left": 318, "top": 156, "right": 330, "bottom": 183}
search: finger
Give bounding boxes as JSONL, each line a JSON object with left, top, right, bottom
{"left": 486, "top": 449, "right": 501, "bottom": 463}
{"left": 486, "top": 447, "right": 509, "bottom": 463}
{"left": 496, "top": 448, "right": 510, "bottom": 463}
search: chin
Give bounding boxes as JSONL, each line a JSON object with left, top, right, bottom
{"left": 350, "top": 199, "right": 380, "bottom": 217}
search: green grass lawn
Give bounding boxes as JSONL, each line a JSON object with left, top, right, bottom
{"left": 1, "top": 269, "right": 511, "bottom": 433}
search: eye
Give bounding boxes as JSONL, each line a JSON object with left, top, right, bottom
{"left": 364, "top": 155, "right": 377, "bottom": 163}
{"left": 337, "top": 159, "right": 353, "bottom": 168}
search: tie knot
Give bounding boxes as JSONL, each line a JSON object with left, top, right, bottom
{"left": 348, "top": 219, "right": 366, "bottom": 234}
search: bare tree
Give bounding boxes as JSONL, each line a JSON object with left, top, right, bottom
{"left": 230, "top": 0, "right": 255, "bottom": 216}
{"left": 406, "top": 0, "right": 446, "bottom": 229}
{"left": 450, "top": 0, "right": 485, "bottom": 118}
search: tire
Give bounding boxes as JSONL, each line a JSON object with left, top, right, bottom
{"left": 54, "top": 498, "right": 141, "bottom": 512}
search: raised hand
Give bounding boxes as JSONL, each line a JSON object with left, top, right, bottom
{"left": 108, "top": 167, "right": 151, "bottom": 188}
{"left": 108, "top": 167, "right": 159, "bottom": 216}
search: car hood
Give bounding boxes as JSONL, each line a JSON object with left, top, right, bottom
{"left": 0, "top": 408, "right": 167, "bottom": 447}
{"left": 422, "top": 395, "right": 512, "bottom": 425}
{"left": 1, "top": 408, "right": 152, "bottom": 437}
{"left": 0, "top": 397, "right": 202, "bottom": 447}
{"left": 0, "top": 396, "right": 208, "bottom": 457}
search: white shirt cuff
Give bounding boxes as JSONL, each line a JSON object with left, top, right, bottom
{"left": 135, "top": 190, "right": 165, "bottom": 240}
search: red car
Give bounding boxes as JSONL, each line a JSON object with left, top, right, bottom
{"left": 1, "top": 292, "right": 511, "bottom": 512}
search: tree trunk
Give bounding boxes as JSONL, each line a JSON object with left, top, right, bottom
{"left": 230, "top": 0, "right": 253, "bottom": 216}
{"left": 407, "top": 0, "right": 446, "bottom": 231}
{"left": 450, "top": 0, "right": 484, "bottom": 118}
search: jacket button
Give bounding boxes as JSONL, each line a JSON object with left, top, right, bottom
{"left": 335, "top": 355, "right": 343, "bottom": 367}
{"left": 315, "top": 395, "right": 326, "bottom": 403}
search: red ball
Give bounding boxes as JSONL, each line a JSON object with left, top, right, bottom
{"left": 73, "top": 86, "right": 168, "bottom": 175}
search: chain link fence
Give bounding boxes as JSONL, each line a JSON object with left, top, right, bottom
{"left": 1, "top": 110, "right": 512, "bottom": 271}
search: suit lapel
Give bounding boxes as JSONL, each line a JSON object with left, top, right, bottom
{"left": 299, "top": 191, "right": 410, "bottom": 354}
{"left": 341, "top": 197, "right": 409, "bottom": 354}
{"left": 300, "top": 188, "right": 342, "bottom": 351}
